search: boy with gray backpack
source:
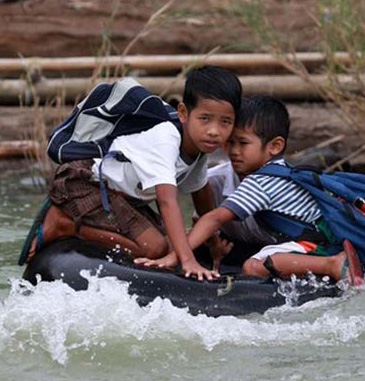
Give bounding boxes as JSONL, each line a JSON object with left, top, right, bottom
{"left": 20, "top": 65, "right": 242, "bottom": 281}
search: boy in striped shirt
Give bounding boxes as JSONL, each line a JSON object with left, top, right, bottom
{"left": 140, "top": 96, "right": 362, "bottom": 284}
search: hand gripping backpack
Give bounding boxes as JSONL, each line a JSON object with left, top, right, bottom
{"left": 254, "top": 163, "right": 365, "bottom": 264}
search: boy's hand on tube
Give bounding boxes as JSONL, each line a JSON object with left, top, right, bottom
{"left": 209, "top": 235, "right": 234, "bottom": 271}
{"left": 182, "top": 258, "right": 220, "bottom": 281}
{"left": 134, "top": 252, "right": 179, "bottom": 269}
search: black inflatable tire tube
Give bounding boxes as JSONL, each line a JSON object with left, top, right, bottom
{"left": 22, "top": 237, "right": 342, "bottom": 317}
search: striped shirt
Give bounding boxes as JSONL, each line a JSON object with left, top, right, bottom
{"left": 222, "top": 158, "right": 322, "bottom": 224}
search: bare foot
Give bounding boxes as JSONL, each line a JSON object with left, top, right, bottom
{"left": 27, "top": 206, "right": 75, "bottom": 262}
{"left": 332, "top": 251, "right": 347, "bottom": 281}
{"left": 333, "top": 247, "right": 363, "bottom": 286}
{"left": 343, "top": 240, "right": 364, "bottom": 286}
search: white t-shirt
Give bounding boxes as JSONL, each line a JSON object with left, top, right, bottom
{"left": 92, "top": 121, "right": 208, "bottom": 201}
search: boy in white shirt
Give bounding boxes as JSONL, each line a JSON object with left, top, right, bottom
{"left": 139, "top": 96, "right": 363, "bottom": 285}
{"left": 23, "top": 66, "right": 242, "bottom": 281}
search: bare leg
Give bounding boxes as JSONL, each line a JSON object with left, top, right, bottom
{"left": 27, "top": 206, "right": 168, "bottom": 261}
{"left": 78, "top": 225, "right": 141, "bottom": 256}
{"left": 79, "top": 225, "right": 169, "bottom": 259}
{"left": 242, "top": 251, "right": 347, "bottom": 281}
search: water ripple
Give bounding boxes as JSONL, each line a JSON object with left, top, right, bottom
{"left": 0, "top": 275, "right": 364, "bottom": 367}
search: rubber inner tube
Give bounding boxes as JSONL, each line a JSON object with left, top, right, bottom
{"left": 22, "top": 237, "right": 342, "bottom": 317}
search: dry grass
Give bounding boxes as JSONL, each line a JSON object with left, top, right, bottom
{"left": 22, "top": 0, "right": 183, "bottom": 191}
{"left": 238, "top": 0, "right": 365, "bottom": 167}
{"left": 22, "top": 0, "right": 365, "bottom": 187}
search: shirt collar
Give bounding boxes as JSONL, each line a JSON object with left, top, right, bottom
{"left": 221, "top": 156, "right": 286, "bottom": 196}
{"left": 263, "top": 155, "right": 286, "bottom": 167}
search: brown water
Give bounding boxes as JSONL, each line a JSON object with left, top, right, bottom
{"left": 0, "top": 169, "right": 365, "bottom": 381}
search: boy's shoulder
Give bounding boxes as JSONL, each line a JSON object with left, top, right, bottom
{"left": 238, "top": 158, "right": 290, "bottom": 190}
{"left": 249, "top": 157, "right": 288, "bottom": 179}
{"left": 258, "top": 157, "right": 287, "bottom": 170}
{"left": 113, "top": 120, "right": 182, "bottom": 145}
{"left": 208, "top": 161, "right": 233, "bottom": 177}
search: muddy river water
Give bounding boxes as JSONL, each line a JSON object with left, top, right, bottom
{"left": 0, "top": 168, "right": 365, "bottom": 381}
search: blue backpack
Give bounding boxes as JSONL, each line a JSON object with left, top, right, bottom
{"left": 47, "top": 77, "right": 182, "bottom": 164}
{"left": 255, "top": 163, "right": 365, "bottom": 264}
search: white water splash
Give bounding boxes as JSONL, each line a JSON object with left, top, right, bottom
{"left": 0, "top": 274, "right": 364, "bottom": 365}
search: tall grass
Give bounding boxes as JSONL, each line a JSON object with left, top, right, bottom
{"left": 23, "top": 0, "right": 178, "bottom": 191}
{"left": 317, "top": 0, "right": 365, "bottom": 138}
{"left": 237, "top": 0, "right": 365, "bottom": 145}
{"left": 23, "top": 0, "right": 365, "bottom": 185}
{"left": 19, "top": 68, "right": 61, "bottom": 189}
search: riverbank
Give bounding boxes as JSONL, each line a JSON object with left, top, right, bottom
{"left": 0, "top": 0, "right": 320, "bottom": 58}
{"left": 1, "top": 0, "right": 364, "bottom": 167}
{"left": 1, "top": 100, "right": 363, "bottom": 168}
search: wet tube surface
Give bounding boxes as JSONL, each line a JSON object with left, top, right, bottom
{"left": 22, "top": 237, "right": 342, "bottom": 317}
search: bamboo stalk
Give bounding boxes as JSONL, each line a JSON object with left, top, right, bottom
{"left": 0, "top": 52, "right": 354, "bottom": 74}
{"left": 0, "top": 74, "right": 363, "bottom": 104}
{"left": 325, "top": 144, "right": 365, "bottom": 172}
{"left": 0, "top": 140, "right": 40, "bottom": 159}
{"left": 290, "top": 135, "right": 345, "bottom": 159}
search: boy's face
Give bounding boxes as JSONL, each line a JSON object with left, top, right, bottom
{"left": 225, "top": 126, "right": 275, "bottom": 178}
{"left": 178, "top": 98, "right": 235, "bottom": 158}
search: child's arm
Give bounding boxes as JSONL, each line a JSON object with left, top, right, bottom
{"left": 155, "top": 183, "right": 219, "bottom": 281}
{"left": 209, "top": 236, "right": 234, "bottom": 271}
{"left": 136, "top": 190, "right": 236, "bottom": 276}
{"left": 191, "top": 182, "right": 216, "bottom": 217}
{"left": 187, "top": 206, "right": 235, "bottom": 250}
{"left": 192, "top": 183, "right": 233, "bottom": 269}
{"left": 144, "top": 206, "right": 234, "bottom": 273}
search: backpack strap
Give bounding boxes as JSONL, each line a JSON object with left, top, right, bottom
{"left": 254, "top": 162, "right": 293, "bottom": 178}
{"left": 256, "top": 211, "right": 311, "bottom": 236}
{"left": 254, "top": 163, "right": 319, "bottom": 239}
{"left": 98, "top": 150, "right": 130, "bottom": 212}
{"left": 98, "top": 120, "right": 183, "bottom": 213}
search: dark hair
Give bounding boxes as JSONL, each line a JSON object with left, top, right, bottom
{"left": 237, "top": 96, "right": 290, "bottom": 151}
{"left": 183, "top": 65, "right": 242, "bottom": 116}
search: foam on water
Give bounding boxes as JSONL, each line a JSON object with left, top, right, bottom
{"left": 0, "top": 273, "right": 364, "bottom": 366}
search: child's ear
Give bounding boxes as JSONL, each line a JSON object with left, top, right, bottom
{"left": 177, "top": 102, "right": 188, "bottom": 124}
{"left": 268, "top": 136, "right": 285, "bottom": 156}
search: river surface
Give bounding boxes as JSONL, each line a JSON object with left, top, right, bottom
{"left": 0, "top": 168, "right": 365, "bottom": 381}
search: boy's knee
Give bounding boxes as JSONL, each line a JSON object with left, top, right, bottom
{"left": 142, "top": 235, "right": 168, "bottom": 259}
{"left": 242, "top": 258, "right": 255, "bottom": 275}
{"left": 242, "top": 257, "right": 267, "bottom": 277}
{"left": 135, "top": 227, "right": 169, "bottom": 259}
{"left": 47, "top": 206, "right": 75, "bottom": 234}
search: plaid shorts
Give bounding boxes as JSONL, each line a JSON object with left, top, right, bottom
{"left": 49, "top": 160, "right": 163, "bottom": 240}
